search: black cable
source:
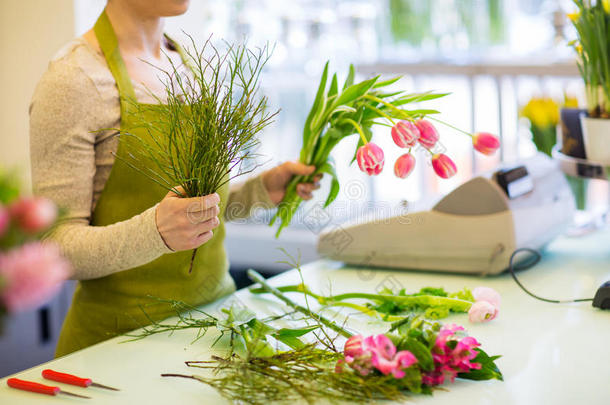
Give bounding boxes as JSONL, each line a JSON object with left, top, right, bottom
{"left": 508, "top": 248, "right": 594, "bottom": 304}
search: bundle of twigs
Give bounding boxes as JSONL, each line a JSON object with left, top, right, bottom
{"left": 120, "top": 36, "right": 278, "bottom": 271}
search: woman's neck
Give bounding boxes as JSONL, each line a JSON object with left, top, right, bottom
{"left": 105, "top": 2, "right": 164, "bottom": 58}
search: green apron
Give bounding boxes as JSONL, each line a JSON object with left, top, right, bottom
{"left": 55, "top": 10, "right": 235, "bottom": 357}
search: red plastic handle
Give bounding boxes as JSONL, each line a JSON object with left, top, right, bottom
{"left": 42, "top": 369, "right": 92, "bottom": 387}
{"left": 7, "top": 378, "right": 60, "bottom": 396}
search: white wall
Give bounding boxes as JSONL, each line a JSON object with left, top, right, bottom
{"left": 0, "top": 0, "right": 75, "bottom": 192}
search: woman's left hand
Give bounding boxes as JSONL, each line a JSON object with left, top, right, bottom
{"left": 262, "top": 161, "right": 323, "bottom": 205}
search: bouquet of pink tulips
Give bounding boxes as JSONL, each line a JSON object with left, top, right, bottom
{"left": 270, "top": 62, "right": 500, "bottom": 237}
{"left": 0, "top": 172, "right": 69, "bottom": 332}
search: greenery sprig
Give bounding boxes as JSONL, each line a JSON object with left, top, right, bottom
{"left": 118, "top": 36, "right": 278, "bottom": 271}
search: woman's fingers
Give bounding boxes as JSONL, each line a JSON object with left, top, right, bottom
{"left": 186, "top": 205, "right": 220, "bottom": 224}
{"left": 284, "top": 161, "right": 316, "bottom": 176}
{"left": 296, "top": 182, "right": 321, "bottom": 200}
{"left": 194, "top": 231, "right": 214, "bottom": 247}
{"left": 194, "top": 215, "right": 220, "bottom": 235}
{"left": 185, "top": 193, "right": 220, "bottom": 213}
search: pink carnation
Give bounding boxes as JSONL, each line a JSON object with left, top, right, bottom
{"left": 422, "top": 324, "right": 481, "bottom": 386}
{"left": 0, "top": 242, "right": 70, "bottom": 312}
{"left": 9, "top": 197, "right": 57, "bottom": 233}
{"left": 339, "top": 334, "right": 418, "bottom": 379}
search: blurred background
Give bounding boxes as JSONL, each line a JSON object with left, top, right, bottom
{"left": 0, "top": 0, "right": 604, "bottom": 376}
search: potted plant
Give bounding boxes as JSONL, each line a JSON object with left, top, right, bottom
{"left": 569, "top": 0, "right": 610, "bottom": 164}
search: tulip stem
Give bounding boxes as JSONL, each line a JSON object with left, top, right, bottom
{"left": 364, "top": 95, "right": 410, "bottom": 120}
{"left": 344, "top": 118, "right": 369, "bottom": 145}
{"left": 366, "top": 105, "right": 396, "bottom": 125}
{"left": 427, "top": 116, "right": 473, "bottom": 137}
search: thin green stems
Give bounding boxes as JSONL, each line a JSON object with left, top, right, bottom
{"left": 246, "top": 269, "right": 353, "bottom": 338}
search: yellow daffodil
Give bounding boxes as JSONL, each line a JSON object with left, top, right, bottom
{"left": 603, "top": 0, "right": 610, "bottom": 14}
{"left": 567, "top": 11, "right": 581, "bottom": 22}
{"left": 521, "top": 98, "right": 559, "bottom": 129}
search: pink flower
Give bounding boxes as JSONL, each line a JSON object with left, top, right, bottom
{"left": 472, "top": 287, "right": 501, "bottom": 309}
{"left": 468, "top": 301, "right": 497, "bottom": 323}
{"left": 394, "top": 153, "right": 416, "bottom": 179}
{"left": 415, "top": 120, "right": 439, "bottom": 149}
{"left": 422, "top": 324, "right": 481, "bottom": 386}
{"left": 0, "top": 242, "right": 70, "bottom": 312}
{"left": 356, "top": 143, "right": 385, "bottom": 176}
{"left": 472, "top": 132, "right": 500, "bottom": 156}
{"left": 9, "top": 197, "right": 57, "bottom": 233}
{"left": 0, "top": 204, "right": 9, "bottom": 238}
{"left": 391, "top": 121, "right": 420, "bottom": 148}
{"left": 431, "top": 154, "right": 457, "bottom": 179}
{"left": 339, "top": 334, "right": 417, "bottom": 378}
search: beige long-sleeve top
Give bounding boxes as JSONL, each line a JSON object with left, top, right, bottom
{"left": 30, "top": 37, "right": 274, "bottom": 281}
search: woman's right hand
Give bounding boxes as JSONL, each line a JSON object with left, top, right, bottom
{"left": 155, "top": 189, "right": 221, "bottom": 251}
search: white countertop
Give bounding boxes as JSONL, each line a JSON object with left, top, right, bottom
{"left": 1, "top": 228, "right": 610, "bottom": 405}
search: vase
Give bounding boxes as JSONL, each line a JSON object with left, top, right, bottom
{"left": 560, "top": 108, "right": 587, "bottom": 159}
{"left": 580, "top": 115, "right": 610, "bottom": 165}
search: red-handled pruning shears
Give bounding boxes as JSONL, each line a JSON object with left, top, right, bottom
{"left": 7, "top": 378, "right": 91, "bottom": 399}
{"left": 42, "top": 369, "right": 120, "bottom": 391}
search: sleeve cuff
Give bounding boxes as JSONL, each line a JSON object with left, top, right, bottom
{"left": 249, "top": 174, "right": 276, "bottom": 209}
{"left": 144, "top": 204, "right": 174, "bottom": 255}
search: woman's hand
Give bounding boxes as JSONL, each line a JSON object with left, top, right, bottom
{"left": 262, "top": 161, "right": 322, "bottom": 205}
{"left": 155, "top": 189, "right": 221, "bottom": 251}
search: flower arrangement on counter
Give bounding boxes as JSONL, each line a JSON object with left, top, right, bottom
{"left": 270, "top": 62, "right": 500, "bottom": 236}
{"left": 132, "top": 259, "right": 503, "bottom": 404}
{"left": 569, "top": 0, "right": 610, "bottom": 117}
{"left": 0, "top": 172, "right": 70, "bottom": 331}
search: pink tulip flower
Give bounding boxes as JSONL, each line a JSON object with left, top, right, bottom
{"left": 391, "top": 120, "right": 420, "bottom": 148}
{"left": 0, "top": 242, "right": 70, "bottom": 312}
{"left": 344, "top": 335, "right": 364, "bottom": 360}
{"left": 0, "top": 204, "right": 9, "bottom": 238}
{"left": 468, "top": 301, "right": 498, "bottom": 323}
{"left": 472, "top": 132, "right": 500, "bottom": 155}
{"left": 394, "top": 153, "right": 416, "bottom": 179}
{"left": 9, "top": 197, "right": 57, "bottom": 233}
{"left": 415, "top": 120, "right": 440, "bottom": 149}
{"left": 356, "top": 142, "right": 385, "bottom": 176}
{"left": 431, "top": 154, "right": 457, "bottom": 179}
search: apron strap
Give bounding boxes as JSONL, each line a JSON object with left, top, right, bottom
{"left": 93, "top": 10, "right": 192, "bottom": 116}
{"left": 93, "top": 9, "right": 137, "bottom": 112}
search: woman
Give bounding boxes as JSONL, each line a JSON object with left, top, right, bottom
{"left": 29, "top": 0, "right": 320, "bottom": 357}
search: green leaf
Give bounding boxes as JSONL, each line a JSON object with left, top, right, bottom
{"left": 327, "top": 73, "right": 338, "bottom": 99}
{"left": 392, "top": 92, "right": 449, "bottom": 107}
{"left": 275, "top": 325, "right": 318, "bottom": 338}
{"left": 458, "top": 348, "right": 504, "bottom": 381}
{"left": 221, "top": 307, "right": 256, "bottom": 326}
{"left": 318, "top": 160, "right": 340, "bottom": 207}
{"left": 449, "top": 288, "right": 474, "bottom": 302}
{"left": 396, "top": 337, "right": 434, "bottom": 371}
{"left": 333, "top": 76, "right": 379, "bottom": 109}
{"left": 373, "top": 76, "right": 402, "bottom": 89}
{"left": 301, "top": 62, "right": 329, "bottom": 156}
{"left": 343, "top": 64, "right": 355, "bottom": 90}
{"left": 274, "top": 334, "right": 306, "bottom": 350}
